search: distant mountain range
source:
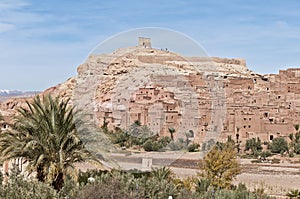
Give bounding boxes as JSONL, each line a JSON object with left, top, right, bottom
{"left": 0, "top": 90, "right": 40, "bottom": 97}
{"left": 0, "top": 90, "right": 40, "bottom": 102}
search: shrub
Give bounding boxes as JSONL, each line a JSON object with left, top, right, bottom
{"left": 195, "top": 178, "right": 210, "bottom": 192}
{"left": 143, "top": 140, "right": 164, "bottom": 151}
{"left": 271, "top": 158, "right": 280, "bottom": 164}
{"left": 188, "top": 143, "right": 200, "bottom": 152}
{"left": 269, "top": 137, "right": 288, "bottom": 153}
{"left": 294, "top": 143, "right": 300, "bottom": 154}
{"left": 245, "top": 137, "right": 263, "bottom": 155}
{"left": 158, "top": 136, "right": 172, "bottom": 146}
{"left": 286, "top": 189, "right": 300, "bottom": 198}
{"left": 0, "top": 166, "right": 57, "bottom": 199}
{"left": 168, "top": 140, "right": 185, "bottom": 151}
{"left": 260, "top": 150, "right": 272, "bottom": 158}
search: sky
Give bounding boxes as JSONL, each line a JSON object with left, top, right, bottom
{"left": 1, "top": 0, "right": 300, "bottom": 91}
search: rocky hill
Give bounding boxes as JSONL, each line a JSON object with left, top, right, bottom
{"left": 1, "top": 38, "right": 300, "bottom": 147}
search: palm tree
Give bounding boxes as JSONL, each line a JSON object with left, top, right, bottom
{"left": 168, "top": 127, "right": 175, "bottom": 141}
{"left": 287, "top": 189, "right": 300, "bottom": 198}
{"left": 0, "top": 95, "right": 99, "bottom": 190}
{"left": 151, "top": 166, "right": 174, "bottom": 181}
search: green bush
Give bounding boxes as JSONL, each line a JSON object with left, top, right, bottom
{"left": 294, "top": 143, "right": 300, "bottom": 154}
{"left": 0, "top": 166, "right": 277, "bottom": 199}
{"left": 271, "top": 158, "right": 280, "bottom": 164}
{"left": 269, "top": 137, "right": 288, "bottom": 153}
{"left": 168, "top": 140, "right": 185, "bottom": 151}
{"left": 158, "top": 136, "right": 172, "bottom": 146}
{"left": 0, "top": 167, "right": 57, "bottom": 199}
{"left": 143, "top": 140, "right": 164, "bottom": 151}
{"left": 260, "top": 150, "right": 272, "bottom": 158}
{"left": 188, "top": 143, "right": 200, "bottom": 152}
{"left": 245, "top": 137, "right": 263, "bottom": 155}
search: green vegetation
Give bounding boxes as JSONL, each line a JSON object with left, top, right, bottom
{"left": 286, "top": 189, "right": 300, "bottom": 198}
{"left": 0, "top": 95, "right": 97, "bottom": 190}
{"left": 245, "top": 137, "right": 263, "bottom": 156}
{"left": 289, "top": 132, "right": 300, "bottom": 155}
{"left": 105, "top": 122, "right": 201, "bottom": 152}
{"left": 268, "top": 137, "right": 288, "bottom": 154}
{"left": 0, "top": 165, "right": 57, "bottom": 199}
{"left": 143, "top": 137, "right": 171, "bottom": 151}
{"left": 168, "top": 127, "right": 176, "bottom": 141}
{"left": 107, "top": 125, "right": 172, "bottom": 151}
{"left": 0, "top": 165, "right": 274, "bottom": 199}
{"left": 187, "top": 143, "right": 200, "bottom": 152}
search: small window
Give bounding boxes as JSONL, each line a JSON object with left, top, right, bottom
{"left": 270, "top": 135, "right": 274, "bottom": 140}
{"left": 248, "top": 125, "right": 251, "bottom": 128}
{"left": 269, "top": 118, "right": 273, "bottom": 122}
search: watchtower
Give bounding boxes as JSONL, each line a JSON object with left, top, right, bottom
{"left": 138, "top": 37, "right": 151, "bottom": 48}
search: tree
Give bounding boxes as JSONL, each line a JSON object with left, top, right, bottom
{"left": 0, "top": 95, "right": 98, "bottom": 190}
{"left": 151, "top": 167, "right": 174, "bottom": 181}
{"left": 245, "top": 137, "right": 263, "bottom": 155}
{"left": 269, "top": 137, "right": 288, "bottom": 154}
{"left": 201, "top": 141, "right": 241, "bottom": 189}
{"left": 168, "top": 127, "right": 176, "bottom": 141}
{"left": 286, "top": 189, "right": 300, "bottom": 198}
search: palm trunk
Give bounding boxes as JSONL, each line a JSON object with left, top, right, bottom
{"left": 37, "top": 164, "right": 46, "bottom": 182}
{"left": 52, "top": 172, "right": 64, "bottom": 191}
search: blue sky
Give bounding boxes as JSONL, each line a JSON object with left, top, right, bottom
{"left": 1, "top": 0, "right": 300, "bottom": 91}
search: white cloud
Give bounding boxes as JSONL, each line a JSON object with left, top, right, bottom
{"left": 0, "top": 0, "right": 28, "bottom": 11}
{"left": 0, "top": 22, "right": 15, "bottom": 33}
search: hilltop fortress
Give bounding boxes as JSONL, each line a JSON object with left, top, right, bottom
{"left": 1, "top": 37, "right": 300, "bottom": 145}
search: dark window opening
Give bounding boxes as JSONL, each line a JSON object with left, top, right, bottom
{"left": 270, "top": 135, "right": 274, "bottom": 140}
{"left": 269, "top": 118, "right": 273, "bottom": 122}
